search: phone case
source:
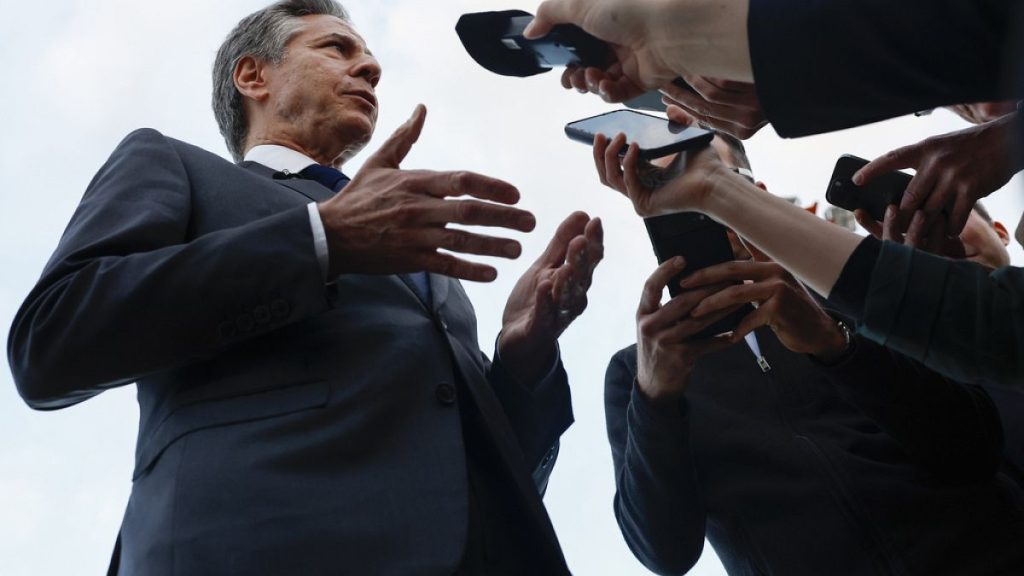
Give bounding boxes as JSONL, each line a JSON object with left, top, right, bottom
{"left": 644, "top": 212, "right": 755, "bottom": 339}
{"left": 826, "top": 154, "right": 912, "bottom": 222}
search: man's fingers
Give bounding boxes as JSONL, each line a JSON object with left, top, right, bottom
{"left": 621, "top": 142, "right": 646, "bottom": 204}
{"left": 433, "top": 199, "right": 537, "bottom": 232}
{"left": 364, "top": 104, "right": 427, "bottom": 169}
{"left": 728, "top": 305, "right": 772, "bottom": 343}
{"left": 660, "top": 304, "right": 743, "bottom": 342}
{"left": 645, "top": 283, "right": 728, "bottom": 333}
{"left": 854, "top": 209, "right": 884, "bottom": 239}
{"left": 417, "top": 170, "right": 522, "bottom": 205}
{"left": 899, "top": 167, "right": 938, "bottom": 213}
{"left": 605, "top": 133, "right": 628, "bottom": 191}
{"left": 523, "top": 2, "right": 568, "bottom": 39}
{"left": 949, "top": 191, "right": 975, "bottom": 234}
{"left": 853, "top": 145, "right": 918, "bottom": 187}
{"left": 679, "top": 260, "right": 775, "bottom": 290}
{"left": 422, "top": 228, "right": 523, "bottom": 260}
{"left": 675, "top": 74, "right": 759, "bottom": 108}
{"left": 922, "top": 174, "right": 956, "bottom": 215}
{"left": 419, "top": 252, "right": 498, "bottom": 283}
{"left": 665, "top": 104, "right": 697, "bottom": 127}
{"left": 905, "top": 210, "right": 932, "bottom": 248}
{"left": 881, "top": 205, "right": 904, "bottom": 242}
{"left": 593, "top": 133, "right": 612, "bottom": 187}
{"left": 538, "top": 211, "right": 591, "bottom": 267}
{"left": 638, "top": 257, "right": 686, "bottom": 316}
{"left": 691, "top": 281, "right": 773, "bottom": 318}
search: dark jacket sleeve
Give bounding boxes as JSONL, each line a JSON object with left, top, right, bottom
{"left": 605, "top": 346, "right": 706, "bottom": 576}
{"left": 748, "top": 0, "right": 1018, "bottom": 137}
{"left": 487, "top": 350, "right": 573, "bottom": 495}
{"left": 853, "top": 241, "right": 1024, "bottom": 387}
{"left": 7, "top": 129, "right": 328, "bottom": 409}
{"left": 814, "top": 331, "right": 1004, "bottom": 484}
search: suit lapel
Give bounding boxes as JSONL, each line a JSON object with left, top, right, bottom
{"left": 239, "top": 161, "right": 336, "bottom": 203}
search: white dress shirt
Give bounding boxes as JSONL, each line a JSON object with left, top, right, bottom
{"left": 244, "top": 145, "right": 331, "bottom": 279}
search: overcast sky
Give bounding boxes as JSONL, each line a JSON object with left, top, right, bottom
{"left": 1, "top": 1, "right": 1022, "bottom": 575}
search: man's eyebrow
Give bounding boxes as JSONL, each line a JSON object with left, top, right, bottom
{"left": 318, "top": 32, "right": 373, "bottom": 57}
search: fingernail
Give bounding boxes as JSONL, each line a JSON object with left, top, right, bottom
{"left": 505, "top": 243, "right": 521, "bottom": 257}
{"left": 484, "top": 269, "right": 497, "bottom": 281}
{"left": 577, "top": 87, "right": 588, "bottom": 94}
{"left": 673, "top": 256, "right": 686, "bottom": 267}
{"left": 852, "top": 173, "right": 863, "bottom": 185}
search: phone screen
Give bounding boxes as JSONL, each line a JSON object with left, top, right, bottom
{"left": 565, "top": 110, "right": 713, "bottom": 159}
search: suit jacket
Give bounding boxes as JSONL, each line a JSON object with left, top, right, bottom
{"left": 7, "top": 128, "right": 573, "bottom": 575}
{"left": 747, "top": 0, "right": 1019, "bottom": 137}
{"left": 605, "top": 329, "right": 1024, "bottom": 576}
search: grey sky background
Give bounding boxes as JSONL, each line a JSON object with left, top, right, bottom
{"left": 1, "top": 1, "right": 1021, "bottom": 575}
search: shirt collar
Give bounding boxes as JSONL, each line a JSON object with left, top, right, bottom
{"left": 244, "top": 144, "right": 320, "bottom": 175}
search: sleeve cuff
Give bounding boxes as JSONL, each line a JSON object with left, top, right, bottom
{"left": 307, "top": 202, "right": 329, "bottom": 280}
{"left": 492, "top": 335, "right": 562, "bottom": 390}
{"left": 826, "top": 236, "right": 882, "bottom": 320}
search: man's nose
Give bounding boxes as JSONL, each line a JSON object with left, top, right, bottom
{"left": 352, "top": 55, "right": 381, "bottom": 88}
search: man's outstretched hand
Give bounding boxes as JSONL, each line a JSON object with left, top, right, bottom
{"left": 498, "top": 212, "right": 604, "bottom": 384}
{"left": 318, "top": 104, "right": 537, "bottom": 282}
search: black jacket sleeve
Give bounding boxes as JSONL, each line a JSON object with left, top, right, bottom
{"left": 748, "top": 0, "right": 1018, "bottom": 137}
{"left": 815, "top": 332, "right": 1004, "bottom": 485}
{"left": 7, "top": 129, "right": 328, "bottom": 409}
{"left": 605, "top": 346, "right": 706, "bottom": 576}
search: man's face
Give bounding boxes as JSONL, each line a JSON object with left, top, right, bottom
{"left": 262, "top": 15, "right": 381, "bottom": 163}
{"left": 960, "top": 211, "right": 1011, "bottom": 269}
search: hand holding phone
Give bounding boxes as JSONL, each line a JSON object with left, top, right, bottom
{"left": 644, "top": 212, "right": 755, "bottom": 339}
{"left": 826, "top": 154, "right": 912, "bottom": 222}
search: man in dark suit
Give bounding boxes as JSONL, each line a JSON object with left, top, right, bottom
{"left": 603, "top": 135, "right": 1024, "bottom": 575}
{"left": 7, "top": 1, "right": 603, "bottom": 574}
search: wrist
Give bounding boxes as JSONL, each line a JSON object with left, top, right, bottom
{"left": 635, "top": 373, "right": 684, "bottom": 413}
{"left": 812, "top": 319, "right": 854, "bottom": 364}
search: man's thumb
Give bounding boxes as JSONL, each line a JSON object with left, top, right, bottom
{"left": 364, "top": 104, "right": 427, "bottom": 169}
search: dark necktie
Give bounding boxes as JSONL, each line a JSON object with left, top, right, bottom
{"left": 299, "top": 164, "right": 432, "bottom": 307}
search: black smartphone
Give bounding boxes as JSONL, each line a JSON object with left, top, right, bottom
{"left": 644, "top": 212, "right": 755, "bottom": 339}
{"left": 825, "top": 154, "right": 912, "bottom": 222}
{"left": 565, "top": 110, "right": 713, "bottom": 160}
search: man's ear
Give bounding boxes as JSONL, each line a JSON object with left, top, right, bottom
{"left": 234, "top": 55, "right": 269, "bottom": 103}
{"left": 994, "top": 220, "right": 1011, "bottom": 247}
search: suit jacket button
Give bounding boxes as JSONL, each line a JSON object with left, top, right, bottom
{"left": 437, "top": 315, "right": 449, "bottom": 331}
{"left": 270, "top": 299, "right": 290, "bottom": 319}
{"left": 435, "top": 383, "right": 456, "bottom": 406}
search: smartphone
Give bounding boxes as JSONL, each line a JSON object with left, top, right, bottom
{"left": 644, "top": 212, "right": 755, "bottom": 339}
{"left": 566, "top": 110, "right": 713, "bottom": 160}
{"left": 825, "top": 154, "right": 912, "bottom": 222}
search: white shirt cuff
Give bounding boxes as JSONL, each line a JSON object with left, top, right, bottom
{"left": 306, "top": 202, "right": 329, "bottom": 280}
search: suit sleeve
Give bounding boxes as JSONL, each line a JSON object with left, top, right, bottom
{"left": 605, "top": 348, "right": 706, "bottom": 576}
{"left": 486, "top": 347, "right": 573, "bottom": 495}
{"left": 748, "top": 0, "right": 1018, "bottom": 137}
{"left": 7, "top": 129, "right": 329, "bottom": 409}
{"left": 813, "top": 332, "right": 1004, "bottom": 484}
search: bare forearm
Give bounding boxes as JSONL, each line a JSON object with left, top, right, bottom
{"left": 702, "top": 176, "right": 862, "bottom": 295}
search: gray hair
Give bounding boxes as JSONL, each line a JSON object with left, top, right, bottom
{"left": 212, "top": 0, "right": 350, "bottom": 161}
